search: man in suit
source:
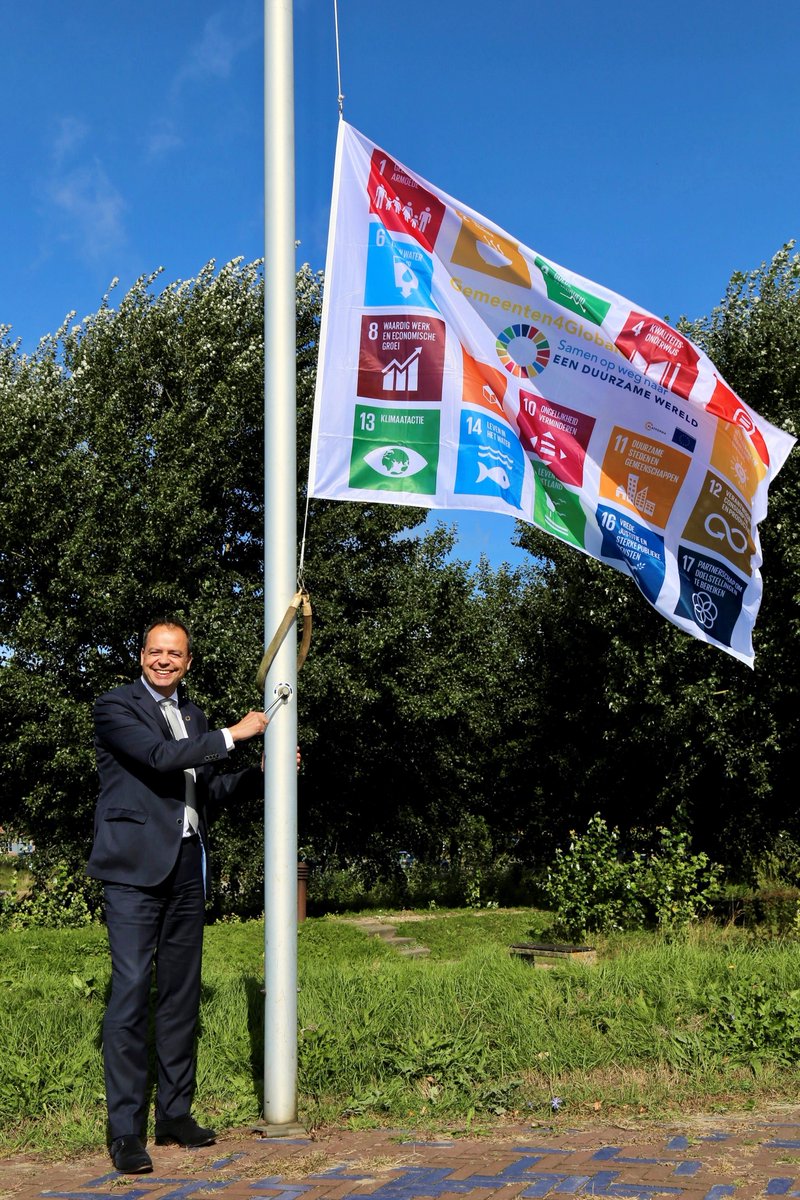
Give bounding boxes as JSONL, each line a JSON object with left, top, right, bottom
{"left": 87, "top": 618, "right": 269, "bottom": 1174}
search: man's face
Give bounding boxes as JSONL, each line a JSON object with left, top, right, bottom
{"left": 140, "top": 625, "right": 192, "bottom": 698}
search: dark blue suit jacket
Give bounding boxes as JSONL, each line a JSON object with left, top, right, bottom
{"left": 87, "top": 678, "right": 261, "bottom": 887}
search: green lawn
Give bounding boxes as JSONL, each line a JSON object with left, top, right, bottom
{"left": 2, "top": 910, "right": 800, "bottom": 1159}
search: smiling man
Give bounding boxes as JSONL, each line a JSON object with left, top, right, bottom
{"left": 87, "top": 618, "right": 269, "bottom": 1174}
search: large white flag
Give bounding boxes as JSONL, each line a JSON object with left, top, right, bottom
{"left": 308, "top": 122, "right": 795, "bottom": 665}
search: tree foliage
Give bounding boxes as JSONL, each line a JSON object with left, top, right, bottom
{"left": 1, "top": 244, "right": 798, "bottom": 914}
{"left": 1, "top": 260, "right": 275, "bottom": 876}
{"left": 0, "top": 259, "right": 521, "bottom": 909}
{"left": 512, "top": 243, "right": 799, "bottom": 875}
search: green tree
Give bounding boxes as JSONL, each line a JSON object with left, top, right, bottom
{"left": 4, "top": 243, "right": 796, "bottom": 911}
{"left": 0, "top": 260, "right": 518, "bottom": 911}
{"left": 0, "top": 260, "right": 271, "bottom": 879}
{"left": 510, "top": 244, "right": 799, "bottom": 875}
{"left": 680, "top": 242, "right": 800, "bottom": 870}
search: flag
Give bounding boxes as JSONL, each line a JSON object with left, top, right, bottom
{"left": 308, "top": 122, "right": 795, "bottom": 666}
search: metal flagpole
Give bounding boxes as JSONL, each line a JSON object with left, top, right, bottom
{"left": 258, "top": 0, "right": 302, "bottom": 1133}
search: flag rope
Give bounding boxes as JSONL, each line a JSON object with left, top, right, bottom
{"left": 298, "top": 492, "right": 311, "bottom": 586}
{"left": 333, "top": 0, "right": 344, "bottom": 116}
{"left": 295, "top": 0, "right": 345, "bottom": 632}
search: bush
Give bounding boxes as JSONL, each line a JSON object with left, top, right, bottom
{"left": 711, "top": 884, "right": 800, "bottom": 935}
{"left": 0, "top": 860, "right": 98, "bottom": 929}
{"left": 304, "top": 848, "right": 539, "bottom": 915}
{"left": 544, "top": 815, "right": 721, "bottom": 940}
{"left": 744, "top": 888, "right": 800, "bottom": 933}
{"left": 742, "top": 831, "right": 800, "bottom": 890}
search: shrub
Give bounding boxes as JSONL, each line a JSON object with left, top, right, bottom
{"left": 744, "top": 888, "right": 800, "bottom": 934}
{"left": 544, "top": 814, "right": 721, "bottom": 940}
{"left": 742, "top": 830, "right": 800, "bottom": 889}
{"left": 304, "top": 847, "right": 539, "bottom": 915}
{"left": 0, "top": 861, "right": 98, "bottom": 929}
{"left": 639, "top": 826, "right": 722, "bottom": 932}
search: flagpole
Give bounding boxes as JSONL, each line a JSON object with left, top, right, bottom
{"left": 259, "top": 0, "right": 302, "bottom": 1133}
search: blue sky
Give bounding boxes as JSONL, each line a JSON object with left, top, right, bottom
{"left": 2, "top": 0, "right": 797, "bottom": 567}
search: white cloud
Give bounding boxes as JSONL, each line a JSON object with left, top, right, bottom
{"left": 51, "top": 116, "right": 89, "bottom": 166}
{"left": 48, "top": 160, "right": 126, "bottom": 259}
{"left": 172, "top": 7, "right": 259, "bottom": 94}
{"left": 145, "top": 118, "right": 184, "bottom": 161}
{"left": 144, "top": 5, "right": 259, "bottom": 161}
{"left": 41, "top": 122, "right": 126, "bottom": 261}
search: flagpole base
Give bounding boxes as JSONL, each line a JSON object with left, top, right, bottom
{"left": 251, "top": 1121, "right": 308, "bottom": 1138}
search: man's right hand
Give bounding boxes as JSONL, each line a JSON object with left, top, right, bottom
{"left": 228, "top": 711, "right": 270, "bottom": 742}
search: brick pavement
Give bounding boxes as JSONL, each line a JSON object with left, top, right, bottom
{"left": 5, "top": 1113, "right": 800, "bottom": 1200}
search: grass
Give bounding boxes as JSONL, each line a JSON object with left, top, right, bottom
{"left": 389, "top": 907, "right": 552, "bottom": 958}
{"left": 3, "top": 910, "right": 800, "bottom": 1159}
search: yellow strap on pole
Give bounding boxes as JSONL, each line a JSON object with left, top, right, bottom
{"left": 256, "top": 589, "right": 312, "bottom": 691}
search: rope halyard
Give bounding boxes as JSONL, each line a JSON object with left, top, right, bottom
{"left": 333, "top": 0, "right": 344, "bottom": 116}
{"left": 270, "top": 0, "right": 341, "bottom": 695}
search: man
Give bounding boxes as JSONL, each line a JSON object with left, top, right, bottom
{"left": 87, "top": 619, "right": 269, "bottom": 1175}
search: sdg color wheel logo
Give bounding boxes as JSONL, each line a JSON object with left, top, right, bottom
{"left": 496, "top": 323, "right": 550, "bottom": 380}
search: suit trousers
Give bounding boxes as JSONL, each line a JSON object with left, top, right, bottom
{"left": 102, "top": 835, "right": 205, "bottom": 1139}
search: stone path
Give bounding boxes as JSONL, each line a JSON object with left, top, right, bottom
{"left": 6, "top": 1112, "right": 800, "bottom": 1200}
{"left": 342, "top": 916, "right": 430, "bottom": 957}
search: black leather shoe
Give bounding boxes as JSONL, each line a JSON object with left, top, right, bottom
{"left": 154, "top": 1114, "right": 216, "bottom": 1147}
{"left": 110, "top": 1135, "right": 153, "bottom": 1173}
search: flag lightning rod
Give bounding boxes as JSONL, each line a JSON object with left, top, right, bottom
{"left": 259, "top": 0, "right": 301, "bottom": 1133}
